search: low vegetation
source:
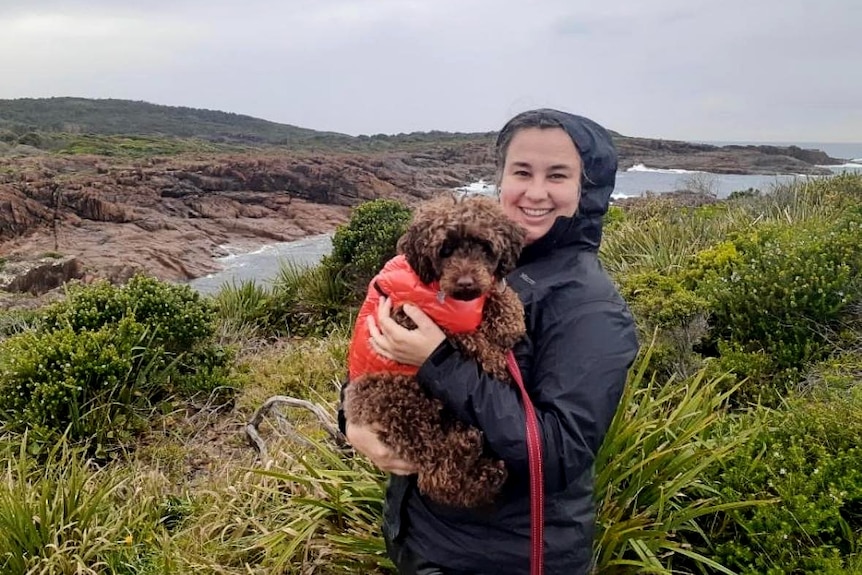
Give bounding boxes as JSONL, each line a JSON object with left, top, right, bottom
{"left": 0, "top": 173, "right": 861, "bottom": 573}
{"left": 0, "top": 98, "right": 494, "bottom": 155}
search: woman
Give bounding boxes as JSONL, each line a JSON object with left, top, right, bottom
{"left": 341, "top": 109, "right": 639, "bottom": 574}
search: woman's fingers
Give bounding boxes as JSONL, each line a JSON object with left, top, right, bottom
{"left": 366, "top": 308, "right": 393, "bottom": 360}
{"left": 401, "top": 303, "right": 435, "bottom": 330}
{"left": 376, "top": 296, "right": 402, "bottom": 339}
{"left": 346, "top": 422, "right": 417, "bottom": 475}
{"left": 379, "top": 456, "right": 418, "bottom": 476}
{"left": 366, "top": 311, "right": 381, "bottom": 338}
{"left": 368, "top": 296, "right": 446, "bottom": 366}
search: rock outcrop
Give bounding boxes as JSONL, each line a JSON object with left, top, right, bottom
{"left": 0, "top": 136, "right": 844, "bottom": 290}
{"left": 0, "top": 255, "right": 84, "bottom": 295}
{"left": 0, "top": 148, "right": 486, "bottom": 284}
{"left": 612, "top": 136, "right": 839, "bottom": 175}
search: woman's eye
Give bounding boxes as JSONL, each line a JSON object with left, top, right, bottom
{"left": 549, "top": 173, "right": 566, "bottom": 180}
{"left": 514, "top": 170, "right": 530, "bottom": 177}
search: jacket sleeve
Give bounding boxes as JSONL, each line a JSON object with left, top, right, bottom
{"left": 416, "top": 298, "right": 639, "bottom": 492}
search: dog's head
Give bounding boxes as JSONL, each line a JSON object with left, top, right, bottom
{"left": 397, "top": 194, "right": 526, "bottom": 301}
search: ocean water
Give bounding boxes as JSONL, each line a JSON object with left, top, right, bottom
{"left": 615, "top": 166, "right": 800, "bottom": 199}
{"left": 189, "top": 234, "right": 333, "bottom": 294}
{"left": 189, "top": 145, "right": 862, "bottom": 294}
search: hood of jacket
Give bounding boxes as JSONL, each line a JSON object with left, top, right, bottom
{"left": 507, "top": 110, "right": 618, "bottom": 263}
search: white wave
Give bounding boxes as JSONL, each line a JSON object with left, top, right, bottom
{"left": 214, "top": 244, "right": 245, "bottom": 261}
{"left": 625, "top": 163, "right": 702, "bottom": 174}
{"left": 218, "top": 244, "right": 269, "bottom": 262}
{"left": 216, "top": 242, "right": 283, "bottom": 263}
{"left": 611, "top": 192, "right": 636, "bottom": 199}
{"left": 818, "top": 162, "right": 862, "bottom": 169}
{"left": 274, "top": 233, "right": 333, "bottom": 250}
{"left": 456, "top": 180, "right": 497, "bottom": 196}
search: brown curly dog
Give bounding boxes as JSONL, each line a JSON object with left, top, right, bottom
{"left": 344, "top": 194, "right": 526, "bottom": 508}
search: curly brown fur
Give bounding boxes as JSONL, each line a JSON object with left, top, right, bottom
{"left": 345, "top": 194, "right": 527, "bottom": 508}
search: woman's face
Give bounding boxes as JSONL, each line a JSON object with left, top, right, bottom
{"left": 498, "top": 127, "right": 582, "bottom": 244}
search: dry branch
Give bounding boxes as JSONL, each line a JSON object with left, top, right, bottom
{"left": 246, "top": 395, "right": 347, "bottom": 462}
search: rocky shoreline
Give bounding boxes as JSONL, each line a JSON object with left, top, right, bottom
{"left": 0, "top": 136, "right": 845, "bottom": 297}
{"left": 614, "top": 138, "right": 840, "bottom": 175}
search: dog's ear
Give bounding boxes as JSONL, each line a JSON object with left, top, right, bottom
{"left": 493, "top": 216, "right": 526, "bottom": 278}
{"left": 397, "top": 219, "right": 438, "bottom": 285}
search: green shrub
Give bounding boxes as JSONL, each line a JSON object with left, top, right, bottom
{"left": 682, "top": 240, "right": 741, "bottom": 288}
{"left": 252, "top": 440, "right": 390, "bottom": 573}
{"left": 0, "top": 276, "right": 235, "bottom": 449}
{"left": 619, "top": 271, "right": 709, "bottom": 378}
{"left": 213, "top": 278, "right": 272, "bottom": 339}
{"left": 752, "top": 172, "right": 862, "bottom": 224}
{"left": 43, "top": 274, "right": 216, "bottom": 353}
{"left": 708, "top": 391, "right": 862, "bottom": 574}
{"left": 169, "top": 343, "right": 235, "bottom": 403}
{"left": 216, "top": 200, "right": 412, "bottom": 338}
{"left": 267, "top": 261, "right": 353, "bottom": 337}
{"left": 696, "top": 209, "right": 862, "bottom": 393}
{"left": 323, "top": 198, "right": 412, "bottom": 301}
{"left": 802, "top": 350, "right": 862, "bottom": 396}
{"left": 601, "top": 209, "right": 736, "bottom": 278}
{"left": 704, "top": 341, "right": 783, "bottom": 406}
{"left": 594, "top": 343, "right": 754, "bottom": 574}
{"left": 43, "top": 274, "right": 233, "bottom": 398}
{"left": 16, "top": 131, "right": 43, "bottom": 148}
{"left": 604, "top": 204, "right": 626, "bottom": 231}
{"left": 0, "top": 317, "right": 159, "bottom": 449}
{"left": 621, "top": 271, "right": 709, "bottom": 330}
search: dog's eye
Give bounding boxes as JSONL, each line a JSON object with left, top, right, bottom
{"left": 439, "top": 243, "right": 454, "bottom": 258}
{"left": 479, "top": 241, "right": 496, "bottom": 259}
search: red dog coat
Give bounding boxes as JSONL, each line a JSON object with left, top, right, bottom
{"left": 347, "top": 254, "right": 486, "bottom": 381}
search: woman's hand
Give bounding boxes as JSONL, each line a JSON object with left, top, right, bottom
{"left": 367, "top": 296, "right": 446, "bottom": 367}
{"left": 346, "top": 422, "right": 417, "bottom": 475}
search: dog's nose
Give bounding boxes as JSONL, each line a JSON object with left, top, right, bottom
{"left": 456, "top": 276, "right": 475, "bottom": 290}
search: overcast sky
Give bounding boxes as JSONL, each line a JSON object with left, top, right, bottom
{"left": 0, "top": 0, "right": 859, "bottom": 142}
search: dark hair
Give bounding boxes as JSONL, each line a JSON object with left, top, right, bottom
{"left": 494, "top": 109, "right": 581, "bottom": 186}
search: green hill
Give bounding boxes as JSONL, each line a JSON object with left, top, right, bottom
{"left": 0, "top": 97, "right": 358, "bottom": 146}
{"left": 0, "top": 97, "right": 494, "bottom": 155}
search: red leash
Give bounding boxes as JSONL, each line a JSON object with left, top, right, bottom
{"left": 505, "top": 350, "right": 544, "bottom": 575}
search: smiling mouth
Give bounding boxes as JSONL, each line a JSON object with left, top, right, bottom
{"left": 521, "top": 207, "right": 553, "bottom": 217}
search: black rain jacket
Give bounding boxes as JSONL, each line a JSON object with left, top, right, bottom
{"left": 342, "top": 111, "right": 639, "bottom": 575}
